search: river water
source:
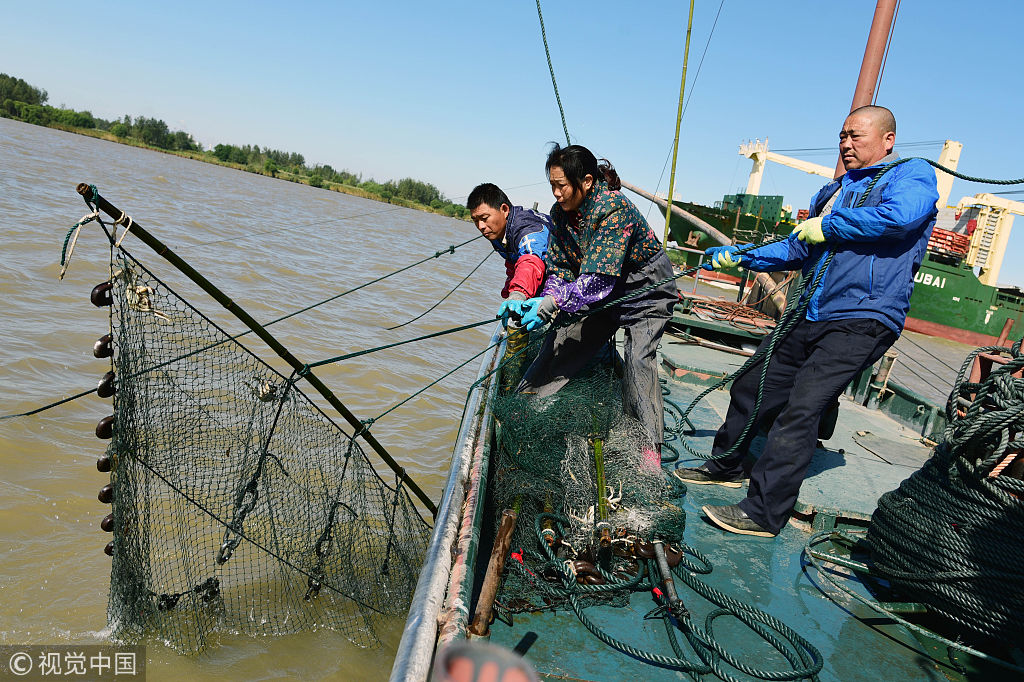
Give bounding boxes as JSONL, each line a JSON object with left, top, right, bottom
{"left": 0, "top": 117, "right": 507, "bottom": 680}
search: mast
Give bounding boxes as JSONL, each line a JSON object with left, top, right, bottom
{"left": 834, "top": 0, "right": 898, "bottom": 179}
{"left": 663, "top": 0, "right": 695, "bottom": 245}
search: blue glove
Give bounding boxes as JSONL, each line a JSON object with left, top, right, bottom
{"left": 498, "top": 299, "right": 525, "bottom": 328}
{"left": 520, "top": 296, "right": 558, "bottom": 331}
{"left": 702, "top": 245, "right": 746, "bottom": 271}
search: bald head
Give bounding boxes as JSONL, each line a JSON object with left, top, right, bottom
{"left": 839, "top": 106, "right": 897, "bottom": 170}
{"left": 849, "top": 105, "right": 896, "bottom": 134}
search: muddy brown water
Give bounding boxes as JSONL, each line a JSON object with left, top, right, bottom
{"left": 0, "top": 117, "right": 507, "bottom": 680}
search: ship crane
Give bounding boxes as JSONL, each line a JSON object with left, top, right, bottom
{"left": 738, "top": 140, "right": 832, "bottom": 196}
{"left": 955, "top": 193, "right": 1024, "bottom": 287}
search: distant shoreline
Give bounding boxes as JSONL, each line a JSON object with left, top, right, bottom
{"left": 3, "top": 115, "right": 467, "bottom": 220}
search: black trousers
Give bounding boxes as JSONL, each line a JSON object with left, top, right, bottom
{"left": 705, "top": 317, "right": 897, "bottom": 534}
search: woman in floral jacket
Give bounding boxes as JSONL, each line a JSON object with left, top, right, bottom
{"left": 508, "top": 144, "right": 678, "bottom": 458}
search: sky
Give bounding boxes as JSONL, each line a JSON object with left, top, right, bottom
{"left": 4, "top": 1, "right": 1023, "bottom": 280}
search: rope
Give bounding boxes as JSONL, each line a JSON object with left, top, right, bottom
{"left": 644, "top": 0, "right": 725, "bottom": 226}
{"left": 896, "top": 332, "right": 962, "bottom": 374}
{"left": 59, "top": 210, "right": 99, "bottom": 279}
{"left": 741, "top": 272, "right": 796, "bottom": 309}
{"left": 534, "top": 0, "right": 570, "bottom": 145}
{"left": 112, "top": 210, "right": 134, "bottom": 248}
{"left": 518, "top": 513, "right": 823, "bottom": 680}
{"left": 800, "top": 341, "right": 1024, "bottom": 672}
{"left": 679, "top": 0, "right": 726, "bottom": 124}
{"left": 386, "top": 250, "right": 493, "bottom": 330}
{"left": 267, "top": 235, "right": 482, "bottom": 327}
{"left": 301, "top": 318, "right": 496, "bottom": 372}
{"left": 921, "top": 158, "right": 1024, "bottom": 185}
{"left": 687, "top": 295, "right": 779, "bottom": 333}
{"left": 369, "top": 338, "right": 502, "bottom": 426}
{"left": 0, "top": 386, "right": 102, "bottom": 421}
{"left": 873, "top": 0, "right": 900, "bottom": 105}
{"left": 6, "top": 233, "right": 485, "bottom": 420}
{"left": 883, "top": 341, "right": 954, "bottom": 399}
{"left": 884, "top": 356, "right": 950, "bottom": 402}
{"left": 805, "top": 531, "right": 1024, "bottom": 676}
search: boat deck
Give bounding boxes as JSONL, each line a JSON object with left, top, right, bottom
{"left": 661, "top": 339, "right": 935, "bottom": 524}
{"left": 677, "top": 273, "right": 978, "bottom": 409}
{"left": 484, "top": 332, "right": 959, "bottom": 681}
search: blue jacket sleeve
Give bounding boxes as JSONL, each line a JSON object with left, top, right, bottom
{"left": 822, "top": 160, "right": 939, "bottom": 243}
{"left": 742, "top": 235, "right": 809, "bottom": 273}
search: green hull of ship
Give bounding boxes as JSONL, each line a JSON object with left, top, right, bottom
{"left": 906, "top": 258, "right": 1024, "bottom": 345}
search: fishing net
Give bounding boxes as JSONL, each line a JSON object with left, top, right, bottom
{"left": 102, "top": 252, "right": 431, "bottom": 653}
{"left": 488, "top": 337, "right": 685, "bottom": 612}
{"left": 481, "top": 329, "right": 823, "bottom": 681}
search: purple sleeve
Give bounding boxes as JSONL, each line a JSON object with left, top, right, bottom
{"left": 541, "top": 273, "right": 617, "bottom": 313}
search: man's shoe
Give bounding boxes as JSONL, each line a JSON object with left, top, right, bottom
{"left": 673, "top": 464, "right": 745, "bottom": 488}
{"left": 701, "top": 504, "right": 776, "bottom": 537}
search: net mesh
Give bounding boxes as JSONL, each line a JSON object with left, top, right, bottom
{"left": 104, "top": 253, "right": 431, "bottom": 653}
{"left": 489, "top": 337, "right": 684, "bottom": 612}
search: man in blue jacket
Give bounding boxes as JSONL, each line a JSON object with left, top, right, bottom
{"left": 676, "top": 105, "right": 939, "bottom": 537}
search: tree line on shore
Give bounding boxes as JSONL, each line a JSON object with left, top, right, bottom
{"left": 0, "top": 73, "right": 470, "bottom": 218}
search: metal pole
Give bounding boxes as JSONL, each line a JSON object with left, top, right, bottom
{"left": 622, "top": 180, "right": 730, "bottom": 245}
{"left": 77, "top": 183, "right": 438, "bottom": 517}
{"left": 662, "top": 0, "right": 696, "bottom": 246}
{"left": 834, "top": 0, "right": 898, "bottom": 179}
{"left": 736, "top": 269, "right": 748, "bottom": 303}
{"left": 996, "top": 318, "right": 1014, "bottom": 346}
{"left": 391, "top": 330, "right": 504, "bottom": 681}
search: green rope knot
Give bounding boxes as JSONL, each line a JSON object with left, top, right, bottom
{"left": 354, "top": 418, "right": 375, "bottom": 438}
{"left": 85, "top": 184, "right": 100, "bottom": 206}
{"left": 435, "top": 245, "right": 456, "bottom": 258}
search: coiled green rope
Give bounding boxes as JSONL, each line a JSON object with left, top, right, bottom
{"left": 805, "top": 529, "right": 1024, "bottom": 676}
{"left": 804, "top": 342, "right": 1024, "bottom": 674}
{"left": 516, "top": 513, "right": 823, "bottom": 680}
{"left": 865, "top": 342, "right": 1024, "bottom": 646}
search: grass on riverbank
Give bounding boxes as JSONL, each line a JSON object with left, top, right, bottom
{"left": 18, "top": 117, "right": 469, "bottom": 220}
